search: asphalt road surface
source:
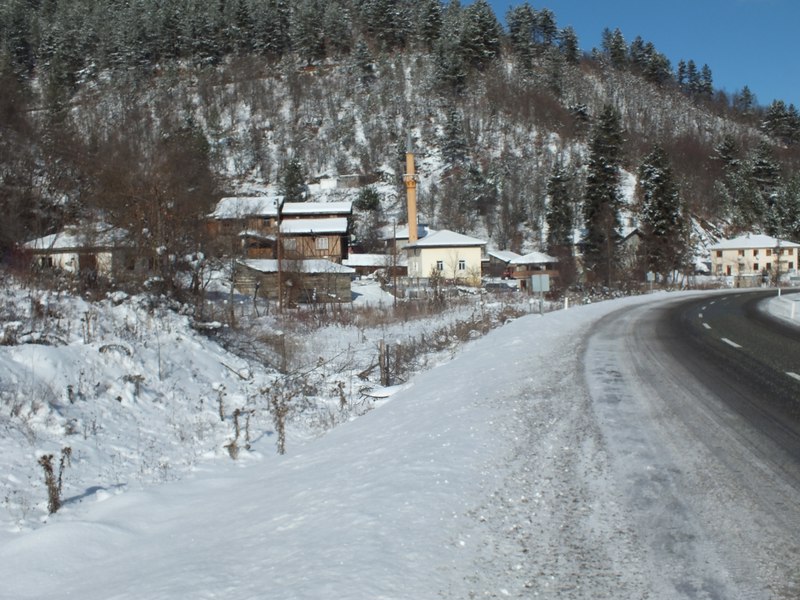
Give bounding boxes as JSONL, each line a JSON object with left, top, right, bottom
{"left": 584, "top": 290, "right": 800, "bottom": 599}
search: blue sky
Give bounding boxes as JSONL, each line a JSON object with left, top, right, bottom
{"left": 487, "top": 0, "right": 800, "bottom": 108}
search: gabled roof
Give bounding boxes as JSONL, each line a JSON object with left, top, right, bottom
{"left": 488, "top": 249, "right": 522, "bottom": 263}
{"left": 282, "top": 201, "right": 352, "bottom": 216}
{"left": 382, "top": 224, "right": 434, "bottom": 241}
{"left": 280, "top": 218, "right": 349, "bottom": 235}
{"left": 405, "top": 229, "right": 485, "bottom": 248}
{"left": 209, "top": 196, "right": 282, "bottom": 219}
{"left": 708, "top": 234, "right": 800, "bottom": 250}
{"left": 343, "top": 253, "right": 408, "bottom": 268}
{"left": 239, "top": 259, "right": 355, "bottom": 275}
{"left": 24, "top": 224, "right": 128, "bottom": 252}
{"left": 510, "top": 251, "right": 558, "bottom": 265}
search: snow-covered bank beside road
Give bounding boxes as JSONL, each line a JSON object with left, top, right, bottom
{"left": 2, "top": 290, "right": 796, "bottom": 599}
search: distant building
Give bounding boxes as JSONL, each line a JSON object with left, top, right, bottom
{"left": 709, "top": 234, "right": 800, "bottom": 285}
{"left": 485, "top": 249, "right": 522, "bottom": 279}
{"left": 405, "top": 229, "right": 486, "bottom": 283}
{"left": 206, "top": 196, "right": 352, "bottom": 262}
{"left": 234, "top": 258, "right": 355, "bottom": 304}
{"left": 509, "top": 251, "right": 559, "bottom": 291}
{"left": 23, "top": 224, "right": 132, "bottom": 278}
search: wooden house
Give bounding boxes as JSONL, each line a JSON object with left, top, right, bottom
{"left": 509, "top": 251, "right": 559, "bottom": 291}
{"left": 23, "top": 224, "right": 132, "bottom": 278}
{"left": 234, "top": 258, "right": 355, "bottom": 303}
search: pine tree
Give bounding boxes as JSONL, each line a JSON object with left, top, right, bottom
{"left": 734, "top": 86, "right": 756, "bottom": 116}
{"left": 506, "top": 3, "right": 535, "bottom": 70}
{"left": 582, "top": 104, "right": 624, "bottom": 286}
{"left": 546, "top": 164, "right": 574, "bottom": 250}
{"left": 637, "top": 145, "right": 689, "bottom": 283}
{"left": 601, "top": 27, "right": 626, "bottom": 68}
{"left": 558, "top": 26, "right": 580, "bottom": 65}
{"left": 460, "top": 0, "right": 501, "bottom": 71}
{"left": 442, "top": 107, "right": 468, "bottom": 167}
{"left": 280, "top": 157, "right": 307, "bottom": 202}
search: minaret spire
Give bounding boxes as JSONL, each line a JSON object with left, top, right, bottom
{"left": 404, "top": 132, "right": 418, "bottom": 244}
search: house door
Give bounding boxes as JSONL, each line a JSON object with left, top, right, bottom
{"left": 79, "top": 253, "right": 97, "bottom": 273}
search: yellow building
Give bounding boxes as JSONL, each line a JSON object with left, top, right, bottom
{"left": 709, "top": 234, "right": 800, "bottom": 283}
{"left": 405, "top": 229, "right": 486, "bottom": 284}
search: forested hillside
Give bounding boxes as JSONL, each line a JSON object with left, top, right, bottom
{"left": 2, "top": 0, "right": 800, "bottom": 286}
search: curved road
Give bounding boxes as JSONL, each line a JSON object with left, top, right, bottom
{"left": 584, "top": 290, "right": 800, "bottom": 599}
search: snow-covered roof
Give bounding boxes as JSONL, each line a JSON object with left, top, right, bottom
{"left": 405, "top": 229, "right": 485, "bottom": 248}
{"left": 708, "top": 234, "right": 800, "bottom": 250}
{"left": 24, "top": 224, "right": 128, "bottom": 251}
{"left": 280, "top": 218, "right": 349, "bottom": 235}
{"left": 510, "top": 251, "right": 558, "bottom": 265}
{"left": 343, "top": 253, "right": 408, "bottom": 268}
{"left": 239, "top": 259, "right": 355, "bottom": 275}
{"left": 209, "top": 196, "right": 282, "bottom": 219}
{"left": 282, "top": 201, "right": 352, "bottom": 216}
{"left": 488, "top": 250, "right": 522, "bottom": 263}
{"left": 382, "top": 224, "right": 434, "bottom": 241}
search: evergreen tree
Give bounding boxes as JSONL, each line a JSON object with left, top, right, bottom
{"left": 699, "top": 64, "right": 713, "bottom": 97}
{"left": 291, "top": 0, "right": 326, "bottom": 65}
{"left": 280, "top": 157, "right": 307, "bottom": 202}
{"left": 353, "top": 40, "right": 375, "bottom": 86}
{"left": 558, "top": 26, "right": 580, "bottom": 65}
{"left": 535, "top": 8, "right": 557, "bottom": 48}
{"left": 637, "top": 145, "right": 690, "bottom": 283}
{"left": 582, "top": 104, "right": 624, "bottom": 286}
{"left": 733, "top": 86, "right": 756, "bottom": 117}
{"left": 459, "top": 0, "right": 501, "bottom": 71}
{"left": 600, "top": 27, "right": 626, "bottom": 68}
{"left": 415, "top": 0, "right": 442, "bottom": 50}
{"left": 506, "top": 3, "right": 535, "bottom": 70}
{"left": 442, "top": 107, "right": 468, "bottom": 167}
{"left": 546, "top": 164, "right": 574, "bottom": 250}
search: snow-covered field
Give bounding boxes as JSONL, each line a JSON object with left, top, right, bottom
{"left": 1, "top": 285, "right": 795, "bottom": 599}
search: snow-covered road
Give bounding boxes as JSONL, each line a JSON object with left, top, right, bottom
{"left": 1, "top": 291, "right": 798, "bottom": 599}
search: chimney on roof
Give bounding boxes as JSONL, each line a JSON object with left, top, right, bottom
{"left": 403, "top": 132, "right": 418, "bottom": 245}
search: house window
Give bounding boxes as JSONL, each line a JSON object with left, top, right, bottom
{"left": 766, "top": 248, "right": 772, "bottom": 256}
{"left": 715, "top": 250, "right": 722, "bottom": 258}
{"left": 753, "top": 263, "right": 759, "bottom": 271}
{"left": 436, "top": 260, "right": 444, "bottom": 271}
{"left": 715, "top": 264, "right": 722, "bottom": 274}
{"left": 726, "top": 265, "right": 732, "bottom": 276}
{"left": 753, "top": 249, "right": 759, "bottom": 256}
{"left": 788, "top": 249, "right": 794, "bottom": 256}
{"left": 790, "top": 262, "right": 795, "bottom": 270}
{"left": 284, "top": 238, "right": 297, "bottom": 251}
{"left": 738, "top": 250, "right": 745, "bottom": 256}
{"left": 766, "top": 262, "right": 772, "bottom": 271}
{"left": 458, "top": 259, "right": 466, "bottom": 271}
{"left": 315, "top": 237, "right": 329, "bottom": 250}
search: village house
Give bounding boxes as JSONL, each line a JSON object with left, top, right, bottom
{"left": 343, "top": 253, "right": 407, "bottom": 278}
{"left": 23, "top": 224, "right": 132, "bottom": 278}
{"left": 234, "top": 258, "right": 355, "bottom": 304}
{"left": 206, "top": 196, "right": 352, "bottom": 262}
{"left": 509, "top": 251, "right": 560, "bottom": 291}
{"left": 484, "top": 249, "right": 522, "bottom": 279}
{"left": 709, "top": 234, "right": 800, "bottom": 285}
{"left": 405, "top": 229, "right": 486, "bottom": 284}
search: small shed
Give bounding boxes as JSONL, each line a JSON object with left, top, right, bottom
{"left": 509, "top": 251, "right": 559, "bottom": 291}
{"left": 485, "top": 249, "right": 522, "bottom": 278}
{"left": 235, "top": 258, "right": 355, "bottom": 303}
{"left": 343, "top": 253, "right": 407, "bottom": 277}
{"left": 23, "top": 224, "right": 131, "bottom": 277}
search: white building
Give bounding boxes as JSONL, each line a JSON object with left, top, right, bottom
{"left": 709, "top": 234, "right": 800, "bottom": 282}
